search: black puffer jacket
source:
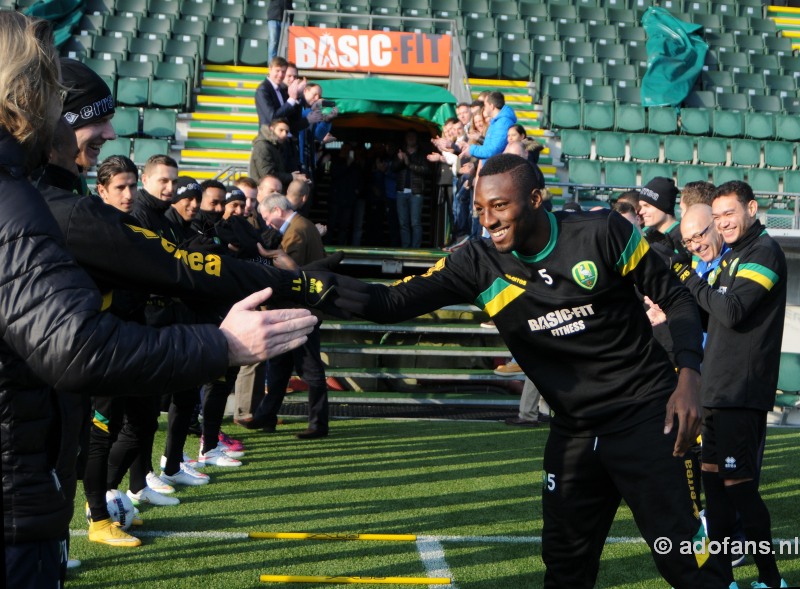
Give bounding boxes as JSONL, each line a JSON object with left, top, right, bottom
{"left": 0, "top": 131, "right": 230, "bottom": 544}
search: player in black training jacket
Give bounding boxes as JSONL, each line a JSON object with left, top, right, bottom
{"left": 345, "top": 154, "right": 728, "bottom": 588}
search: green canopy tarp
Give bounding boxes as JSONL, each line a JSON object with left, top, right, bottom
{"left": 25, "top": 0, "right": 84, "bottom": 46}
{"left": 640, "top": 6, "right": 708, "bottom": 108}
{"left": 317, "top": 78, "right": 457, "bottom": 130}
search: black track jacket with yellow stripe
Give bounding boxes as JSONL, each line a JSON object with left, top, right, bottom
{"left": 362, "top": 210, "right": 704, "bottom": 436}
{"left": 681, "top": 220, "right": 787, "bottom": 411}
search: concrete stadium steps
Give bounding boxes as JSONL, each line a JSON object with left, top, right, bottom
{"left": 768, "top": 6, "right": 800, "bottom": 49}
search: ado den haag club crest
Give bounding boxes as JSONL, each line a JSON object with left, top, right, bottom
{"left": 571, "top": 261, "right": 598, "bottom": 290}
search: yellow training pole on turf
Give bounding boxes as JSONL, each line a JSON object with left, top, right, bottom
{"left": 249, "top": 532, "right": 417, "bottom": 542}
{"left": 259, "top": 575, "right": 450, "bottom": 585}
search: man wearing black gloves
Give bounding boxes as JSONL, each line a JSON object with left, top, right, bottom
{"left": 331, "top": 154, "right": 730, "bottom": 588}
{"left": 671, "top": 181, "right": 789, "bottom": 589}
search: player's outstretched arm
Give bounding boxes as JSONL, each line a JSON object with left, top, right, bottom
{"left": 220, "top": 287, "right": 317, "bottom": 365}
{"left": 664, "top": 367, "right": 702, "bottom": 457}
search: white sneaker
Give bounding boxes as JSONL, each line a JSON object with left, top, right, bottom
{"left": 160, "top": 453, "right": 203, "bottom": 470}
{"left": 67, "top": 559, "right": 81, "bottom": 569}
{"left": 127, "top": 487, "right": 180, "bottom": 507}
{"left": 200, "top": 435, "right": 244, "bottom": 459}
{"left": 146, "top": 472, "right": 175, "bottom": 494}
{"left": 161, "top": 463, "right": 210, "bottom": 486}
{"left": 198, "top": 444, "right": 242, "bottom": 467}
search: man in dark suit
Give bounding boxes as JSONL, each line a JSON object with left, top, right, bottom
{"left": 248, "top": 193, "right": 329, "bottom": 439}
{"left": 255, "top": 56, "right": 306, "bottom": 129}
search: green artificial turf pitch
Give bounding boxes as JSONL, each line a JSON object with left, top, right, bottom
{"left": 67, "top": 418, "right": 800, "bottom": 588}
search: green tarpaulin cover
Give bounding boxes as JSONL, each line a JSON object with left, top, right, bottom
{"left": 317, "top": 78, "right": 457, "bottom": 128}
{"left": 640, "top": 6, "right": 708, "bottom": 108}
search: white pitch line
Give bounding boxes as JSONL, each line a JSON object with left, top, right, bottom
{"left": 416, "top": 537, "right": 458, "bottom": 589}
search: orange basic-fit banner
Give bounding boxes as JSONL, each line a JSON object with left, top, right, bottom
{"left": 288, "top": 26, "right": 452, "bottom": 76}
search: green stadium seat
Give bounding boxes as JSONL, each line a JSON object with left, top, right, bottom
{"left": 718, "top": 51, "right": 749, "bottom": 74}
{"left": 430, "top": 0, "right": 458, "bottom": 19}
{"left": 147, "top": 0, "right": 179, "bottom": 20}
{"left": 730, "top": 139, "right": 761, "bottom": 167}
{"left": 550, "top": 99, "right": 582, "bottom": 130}
{"left": 664, "top": 135, "right": 695, "bottom": 164}
{"left": 595, "top": 131, "right": 627, "bottom": 160}
{"left": 680, "top": 107, "right": 711, "bottom": 136}
{"left": 744, "top": 95, "right": 780, "bottom": 140}
{"left": 372, "top": 15, "right": 403, "bottom": 31}
{"left": 179, "top": 0, "right": 212, "bottom": 22}
{"left": 685, "top": 0, "right": 710, "bottom": 14}
{"left": 765, "top": 75, "right": 796, "bottom": 100}
{"left": 239, "top": 24, "right": 270, "bottom": 66}
{"left": 500, "top": 38, "right": 533, "bottom": 81}
{"left": 142, "top": 108, "right": 177, "bottom": 138}
{"left": 460, "top": 0, "right": 489, "bottom": 20}
{"left": 76, "top": 14, "right": 104, "bottom": 35}
{"left": 662, "top": 0, "right": 684, "bottom": 13}
{"left": 641, "top": 163, "right": 675, "bottom": 185}
{"left": 564, "top": 41, "right": 595, "bottom": 65}
{"left": 778, "top": 55, "right": 800, "bottom": 76}
{"left": 605, "top": 64, "right": 638, "bottom": 88}
{"left": 737, "top": 34, "right": 765, "bottom": 55}
{"left": 91, "top": 35, "right": 128, "bottom": 61}
{"left": 618, "top": 26, "right": 647, "bottom": 45}
{"left": 495, "top": 19, "right": 527, "bottom": 41}
{"left": 701, "top": 71, "right": 733, "bottom": 93}
{"left": 536, "top": 61, "right": 571, "bottom": 102}
{"left": 205, "top": 21, "right": 238, "bottom": 65}
{"left": 466, "top": 37, "right": 500, "bottom": 78}
{"left": 595, "top": 43, "right": 627, "bottom": 66}
{"left": 734, "top": 72, "right": 766, "bottom": 97}
{"left": 705, "top": 32, "right": 736, "bottom": 53}
{"left": 112, "top": 106, "right": 140, "bottom": 137}
{"left": 550, "top": 5, "right": 578, "bottom": 24}
{"left": 82, "top": 57, "right": 117, "bottom": 93}
{"left": 152, "top": 61, "right": 191, "bottom": 109}
{"left": 604, "top": 161, "right": 638, "bottom": 188}
{"left": 677, "top": 165, "right": 711, "bottom": 186}
{"left": 370, "top": 0, "right": 400, "bottom": 15}
{"left": 62, "top": 37, "right": 91, "bottom": 60}
{"left": 581, "top": 83, "right": 614, "bottom": 103}
{"left": 764, "top": 142, "right": 795, "bottom": 170}
{"left": 532, "top": 40, "right": 564, "bottom": 65}
{"left": 97, "top": 137, "right": 132, "bottom": 161}
{"left": 569, "top": 159, "right": 602, "bottom": 185}
{"left": 583, "top": 101, "right": 615, "bottom": 131}
{"left": 748, "top": 169, "right": 780, "bottom": 195}
{"left": 782, "top": 170, "right": 800, "bottom": 194}
{"left": 712, "top": 110, "right": 744, "bottom": 139}
{"left": 557, "top": 22, "right": 588, "bottom": 44}
{"left": 720, "top": 15, "right": 748, "bottom": 34}
{"left": 648, "top": 107, "right": 678, "bottom": 134}
{"left": 527, "top": 20, "right": 557, "bottom": 41}
{"left": 212, "top": 2, "right": 244, "bottom": 23}
{"left": 116, "top": 60, "right": 153, "bottom": 106}
{"left": 490, "top": 0, "right": 517, "bottom": 21}
{"left": 103, "top": 14, "right": 138, "bottom": 38}
{"left": 765, "top": 35, "right": 793, "bottom": 57}
{"left": 308, "top": 13, "right": 341, "bottom": 28}
{"left": 629, "top": 133, "right": 660, "bottom": 162}
{"left": 171, "top": 19, "right": 206, "bottom": 45}
{"left": 520, "top": 2, "right": 548, "bottom": 23}
{"left": 132, "top": 138, "right": 169, "bottom": 164}
{"left": 244, "top": 3, "right": 268, "bottom": 24}
{"left": 85, "top": 0, "right": 114, "bottom": 15}
{"left": 697, "top": 137, "right": 728, "bottom": 165}
{"left": 129, "top": 37, "right": 163, "bottom": 63}
{"left": 614, "top": 87, "right": 646, "bottom": 133}
{"left": 164, "top": 38, "right": 199, "bottom": 81}
{"left": 738, "top": 0, "right": 764, "bottom": 18}
{"left": 627, "top": 44, "right": 649, "bottom": 68}
{"left": 712, "top": 166, "right": 744, "bottom": 185}
{"left": 572, "top": 62, "right": 605, "bottom": 85}
{"left": 607, "top": 8, "right": 637, "bottom": 27}
{"left": 749, "top": 54, "right": 780, "bottom": 76}
{"left": 560, "top": 129, "right": 592, "bottom": 159}
{"left": 694, "top": 13, "right": 721, "bottom": 34}
{"left": 581, "top": 8, "right": 608, "bottom": 27}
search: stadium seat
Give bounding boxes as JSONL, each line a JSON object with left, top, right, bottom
{"left": 535, "top": 61, "right": 572, "bottom": 102}
{"left": 91, "top": 35, "right": 129, "bottom": 61}
{"left": 745, "top": 95, "right": 780, "bottom": 140}
{"left": 705, "top": 32, "right": 736, "bottom": 53}
{"left": 179, "top": 0, "right": 212, "bottom": 22}
{"left": 580, "top": 8, "right": 608, "bottom": 27}
{"left": 594, "top": 131, "right": 627, "bottom": 160}
{"left": 62, "top": 37, "right": 91, "bottom": 61}
{"left": 765, "top": 35, "right": 793, "bottom": 57}
{"left": 738, "top": 0, "right": 764, "bottom": 17}
{"left": 115, "top": 0, "right": 148, "bottom": 16}
{"left": 308, "top": 14, "right": 340, "bottom": 29}
{"left": 664, "top": 135, "right": 695, "bottom": 164}
{"left": 371, "top": 16, "right": 403, "bottom": 31}
{"left": 129, "top": 37, "right": 163, "bottom": 63}
{"left": 748, "top": 169, "right": 780, "bottom": 195}
{"left": 617, "top": 26, "right": 647, "bottom": 45}
{"left": 85, "top": 0, "right": 114, "bottom": 15}
{"left": 627, "top": 44, "right": 649, "bottom": 69}
{"left": 527, "top": 20, "right": 557, "bottom": 41}
{"left": 730, "top": 139, "right": 761, "bottom": 168}
{"left": 607, "top": 8, "right": 637, "bottom": 27}
{"left": 572, "top": 62, "right": 605, "bottom": 85}
{"left": 583, "top": 101, "right": 615, "bottom": 131}
{"left": 239, "top": 23, "right": 270, "bottom": 66}
{"left": 734, "top": 72, "right": 766, "bottom": 96}
{"left": 243, "top": 3, "right": 267, "bottom": 24}
{"left": 694, "top": 13, "right": 721, "bottom": 34}
{"left": 76, "top": 13, "right": 104, "bottom": 35}
{"left": 97, "top": 137, "right": 132, "bottom": 161}
{"left": 605, "top": 64, "right": 638, "bottom": 88}
{"left": 103, "top": 14, "right": 138, "bottom": 38}
{"left": 569, "top": 159, "right": 602, "bottom": 186}
{"left": 648, "top": 107, "right": 678, "bottom": 134}
{"left": 595, "top": 43, "right": 627, "bottom": 66}
{"left": 677, "top": 165, "right": 711, "bottom": 186}
{"left": 614, "top": 87, "right": 646, "bottom": 133}
{"left": 132, "top": 138, "right": 169, "bottom": 164}
{"left": 112, "top": 106, "right": 140, "bottom": 137}
{"left": 750, "top": 18, "right": 776, "bottom": 37}
{"left": 147, "top": 0, "right": 179, "bottom": 20}
{"left": 557, "top": 22, "right": 588, "bottom": 44}
{"left": 680, "top": 108, "right": 711, "bottom": 136}
{"left": 721, "top": 14, "right": 749, "bottom": 34}
{"left": 712, "top": 166, "right": 744, "bottom": 185}
{"left": 495, "top": 20, "right": 526, "bottom": 41}
{"left": 685, "top": 0, "right": 710, "bottom": 15}
{"left": 370, "top": 0, "right": 400, "bottom": 15}
{"left": 737, "top": 34, "right": 765, "bottom": 56}
{"left": 564, "top": 42, "right": 594, "bottom": 65}
{"left": 466, "top": 37, "right": 500, "bottom": 78}
{"left": 116, "top": 60, "right": 153, "bottom": 106}
{"left": 782, "top": 170, "right": 800, "bottom": 195}
{"left": 718, "top": 51, "right": 749, "bottom": 74}
{"left": 205, "top": 21, "right": 238, "bottom": 64}
{"left": 82, "top": 57, "right": 117, "bottom": 93}
{"left": 500, "top": 38, "right": 533, "bottom": 81}
{"left": 766, "top": 75, "right": 796, "bottom": 101}
{"left": 604, "top": 161, "right": 638, "bottom": 188}
{"left": 701, "top": 71, "right": 734, "bottom": 94}
{"left": 641, "top": 164, "right": 675, "bottom": 185}
{"left": 430, "top": 0, "right": 458, "bottom": 19}
{"left": 152, "top": 61, "right": 191, "bottom": 109}
{"left": 749, "top": 54, "right": 780, "bottom": 76}
{"left": 490, "top": 0, "right": 517, "bottom": 21}
{"left": 697, "top": 137, "right": 728, "bottom": 165}
{"left": 764, "top": 142, "right": 795, "bottom": 170}
{"left": 549, "top": 4, "right": 578, "bottom": 24}
{"left": 519, "top": 2, "right": 548, "bottom": 23}
{"left": 164, "top": 39, "right": 200, "bottom": 81}
{"left": 532, "top": 40, "right": 564, "bottom": 66}
{"left": 142, "top": 108, "right": 177, "bottom": 138}
{"left": 712, "top": 111, "right": 745, "bottom": 140}
{"left": 550, "top": 99, "right": 582, "bottom": 130}
{"left": 171, "top": 19, "right": 206, "bottom": 44}
{"left": 629, "top": 133, "right": 660, "bottom": 162}
{"left": 460, "top": 0, "right": 490, "bottom": 20}
{"left": 560, "top": 129, "right": 592, "bottom": 159}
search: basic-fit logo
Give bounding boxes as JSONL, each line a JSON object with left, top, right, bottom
{"left": 571, "top": 261, "right": 598, "bottom": 290}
